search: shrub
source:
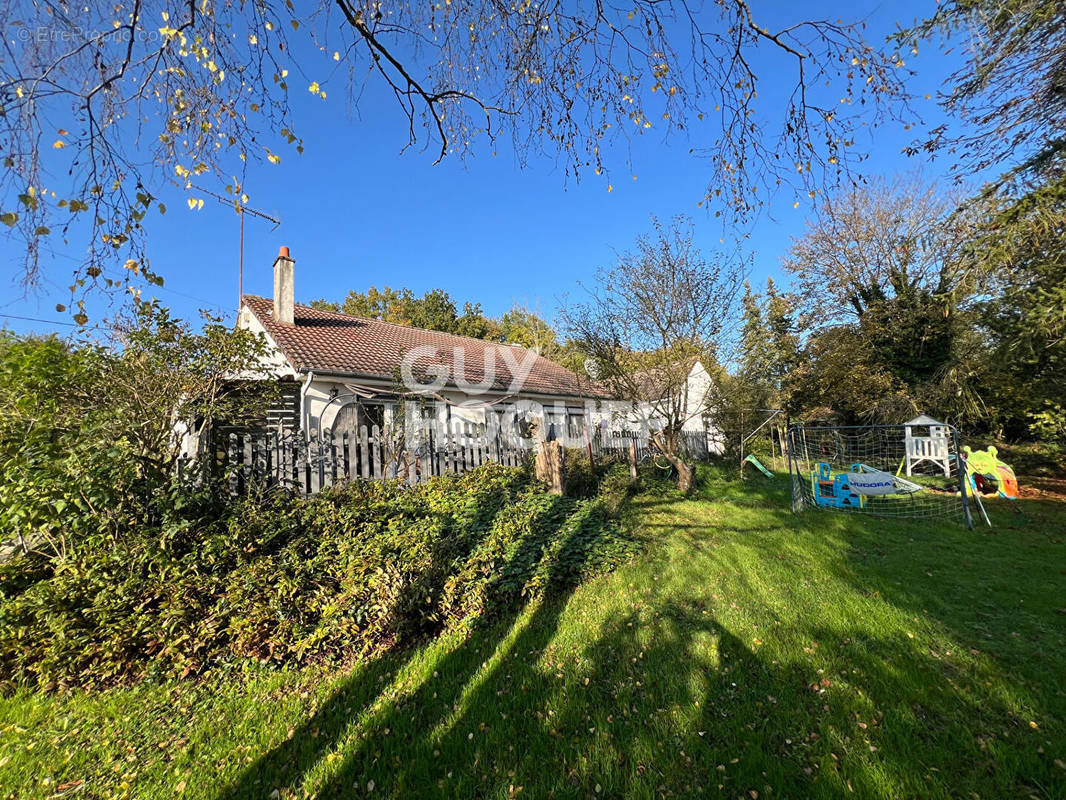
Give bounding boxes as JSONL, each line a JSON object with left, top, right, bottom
{"left": 0, "top": 464, "right": 640, "bottom": 691}
{"left": 562, "top": 448, "right": 601, "bottom": 498}
{"left": 0, "top": 308, "right": 274, "bottom": 563}
{"left": 598, "top": 462, "right": 636, "bottom": 517}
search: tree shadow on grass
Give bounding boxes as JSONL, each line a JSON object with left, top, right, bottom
{"left": 223, "top": 481, "right": 856, "bottom": 799}
{"left": 308, "top": 588, "right": 869, "bottom": 799}
{"left": 221, "top": 472, "right": 1066, "bottom": 799}
{"left": 303, "top": 507, "right": 792, "bottom": 799}
{"left": 220, "top": 491, "right": 602, "bottom": 799}
{"left": 585, "top": 479, "right": 1063, "bottom": 798}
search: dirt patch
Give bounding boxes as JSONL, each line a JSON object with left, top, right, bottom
{"left": 1018, "top": 475, "right": 1066, "bottom": 501}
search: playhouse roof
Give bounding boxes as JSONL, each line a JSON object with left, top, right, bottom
{"left": 905, "top": 413, "right": 944, "bottom": 426}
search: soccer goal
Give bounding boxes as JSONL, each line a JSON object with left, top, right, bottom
{"left": 786, "top": 423, "right": 974, "bottom": 528}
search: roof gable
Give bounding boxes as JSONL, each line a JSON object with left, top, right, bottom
{"left": 242, "top": 295, "right": 608, "bottom": 398}
{"left": 632, "top": 357, "right": 703, "bottom": 401}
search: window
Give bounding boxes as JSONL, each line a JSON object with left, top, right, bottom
{"left": 543, "top": 407, "right": 566, "bottom": 442}
{"left": 543, "top": 406, "right": 586, "bottom": 442}
{"left": 567, "top": 409, "right": 586, "bottom": 439}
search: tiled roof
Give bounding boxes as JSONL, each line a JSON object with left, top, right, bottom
{"left": 242, "top": 295, "right": 610, "bottom": 399}
{"left": 632, "top": 358, "right": 699, "bottom": 401}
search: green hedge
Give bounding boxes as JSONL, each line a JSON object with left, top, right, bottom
{"left": 0, "top": 464, "right": 639, "bottom": 691}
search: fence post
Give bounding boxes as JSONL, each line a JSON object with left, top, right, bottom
{"left": 359, "top": 424, "right": 370, "bottom": 479}
{"left": 447, "top": 421, "right": 457, "bottom": 474}
{"left": 535, "top": 439, "right": 565, "bottom": 495}
{"left": 427, "top": 427, "right": 436, "bottom": 478}
{"left": 463, "top": 423, "right": 472, "bottom": 471}
{"left": 250, "top": 434, "right": 260, "bottom": 487}
{"left": 227, "top": 432, "right": 238, "bottom": 494}
{"left": 291, "top": 435, "right": 300, "bottom": 494}
{"left": 371, "top": 424, "right": 382, "bottom": 479}
{"left": 268, "top": 430, "right": 277, "bottom": 489}
{"left": 302, "top": 437, "right": 312, "bottom": 496}
{"left": 325, "top": 431, "right": 336, "bottom": 488}
{"left": 307, "top": 436, "right": 320, "bottom": 494}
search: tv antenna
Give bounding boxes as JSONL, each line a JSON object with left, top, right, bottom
{"left": 193, "top": 187, "right": 281, "bottom": 308}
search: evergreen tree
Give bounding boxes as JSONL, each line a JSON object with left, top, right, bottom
{"left": 763, "top": 278, "right": 800, "bottom": 393}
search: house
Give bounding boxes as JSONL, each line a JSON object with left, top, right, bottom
{"left": 616, "top": 358, "right": 724, "bottom": 457}
{"left": 181, "top": 247, "right": 725, "bottom": 474}
{"left": 213, "top": 247, "right": 612, "bottom": 456}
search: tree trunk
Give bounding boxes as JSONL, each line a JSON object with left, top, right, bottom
{"left": 676, "top": 461, "right": 695, "bottom": 493}
{"left": 652, "top": 430, "right": 695, "bottom": 494}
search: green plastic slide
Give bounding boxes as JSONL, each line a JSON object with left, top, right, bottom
{"left": 743, "top": 454, "right": 774, "bottom": 478}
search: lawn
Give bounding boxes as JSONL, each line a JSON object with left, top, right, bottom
{"left": 2, "top": 466, "right": 1065, "bottom": 799}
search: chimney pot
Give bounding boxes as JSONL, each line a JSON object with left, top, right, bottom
{"left": 273, "top": 246, "right": 295, "bottom": 325}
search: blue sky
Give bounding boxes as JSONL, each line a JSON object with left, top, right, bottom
{"left": 0, "top": 0, "right": 967, "bottom": 336}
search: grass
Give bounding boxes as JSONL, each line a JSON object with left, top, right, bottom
{"left": 2, "top": 465, "right": 1065, "bottom": 799}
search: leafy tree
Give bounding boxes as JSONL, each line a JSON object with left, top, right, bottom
{"left": 1, "top": 2, "right": 911, "bottom": 317}
{"left": 105, "top": 301, "right": 278, "bottom": 481}
{"left": 897, "top": 0, "right": 1065, "bottom": 184}
{"left": 738, "top": 283, "right": 768, "bottom": 377}
{"left": 406, "top": 288, "right": 459, "bottom": 333}
{"left": 728, "top": 282, "right": 774, "bottom": 417}
{"left": 498, "top": 305, "right": 561, "bottom": 353}
{"left": 784, "top": 326, "right": 912, "bottom": 424}
{"left": 316, "top": 286, "right": 418, "bottom": 321}
{"left": 0, "top": 333, "right": 124, "bottom": 560}
{"left": 735, "top": 277, "right": 799, "bottom": 408}
{"left": 763, "top": 278, "right": 800, "bottom": 386}
{"left": 781, "top": 174, "right": 989, "bottom": 424}
{"left": 784, "top": 174, "right": 975, "bottom": 328}
{"left": 899, "top": 2, "right": 1066, "bottom": 438}
{"left": 0, "top": 303, "right": 274, "bottom": 561}
{"left": 969, "top": 172, "right": 1066, "bottom": 439}
{"left": 312, "top": 286, "right": 467, "bottom": 332}
{"left": 712, "top": 278, "right": 798, "bottom": 454}
{"left": 562, "top": 216, "right": 744, "bottom": 491}
{"left": 311, "top": 287, "right": 573, "bottom": 362}
{"left": 455, "top": 302, "right": 498, "bottom": 341}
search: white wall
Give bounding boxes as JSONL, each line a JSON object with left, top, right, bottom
{"left": 236, "top": 304, "right": 299, "bottom": 379}
{"left": 305, "top": 375, "right": 613, "bottom": 444}
{"left": 594, "top": 362, "right": 724, "bottom": 454}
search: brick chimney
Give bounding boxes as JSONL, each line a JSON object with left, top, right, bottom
{"left": 273, "top": 245, "right": 294, "bottom": 325}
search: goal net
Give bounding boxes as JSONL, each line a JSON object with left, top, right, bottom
{"left": 786, "top": 424, "right": 973, "bottom": 527}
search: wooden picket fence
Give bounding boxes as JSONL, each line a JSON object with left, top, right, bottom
{"left": 593, "top": 429, "right": 718, "bottom": 463}
{"left": 215, "top": 423, "right": 720, "bottom": 496}
{"left": 221, "top": 422, "right": 531, "bottom": 495}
